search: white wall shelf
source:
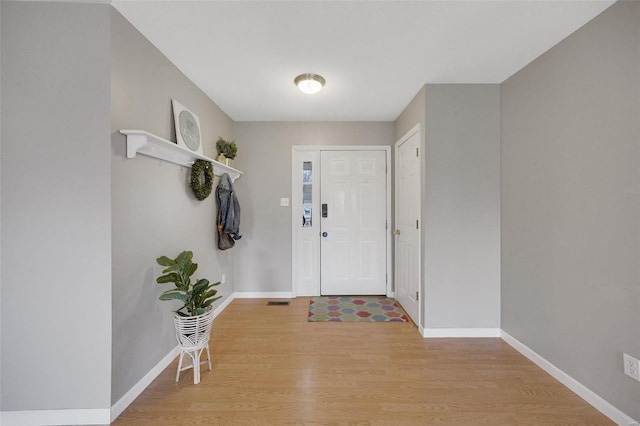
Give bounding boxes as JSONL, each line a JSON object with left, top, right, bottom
{"left": 120, "top": 130, "right": 242, "bottom": 182}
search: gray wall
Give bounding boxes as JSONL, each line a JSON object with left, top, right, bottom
{"left": 395, "top": 86, "right": 426, "bottom": 143}
{"left": 1, "top": 1, "right": 112, "bottom": 411}
{"left": 232, "top": 122, "right": 393, "bottom": 293}
{"left": 111, "top": 9, "right": 235, "bottom": 404}
{"left": 501, "top": 0, "right": 640, "bottom": 419}
{"left": 424, "top": 85, "right": 501, "bottom": 329}
{"left": 394, "top": 85, "right": 501, "bottom": 330}
{"left": 0, "top": 3, "right": 3, "bottom": 408}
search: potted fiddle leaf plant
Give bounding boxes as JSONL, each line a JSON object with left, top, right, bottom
{"left": 215, "top": 137, "right": 237, "bottom": 166}
{"left": 156, "top": 250, "right": 221, "bottom": 316}
{"left": 156, "top": 250, "right": 221, "bottom": 383}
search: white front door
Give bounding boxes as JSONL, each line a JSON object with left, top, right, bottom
{"left": 320, "top": 150, "right": 387, "bottom": 295}
{"left": 395, "top": 127, "right": 421, "bottom": 325}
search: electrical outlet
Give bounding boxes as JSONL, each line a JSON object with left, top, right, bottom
{"left": 623, "top": 353, "right": 640, "bottom": 381}
{"left": 280, "top": 198, "right": 289, "bottom": 207}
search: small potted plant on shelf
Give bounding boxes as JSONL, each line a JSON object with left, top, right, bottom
{"left": 156, "top": 250, "right": 221, "bottom": 383}
{"left": 215, "top": 137, "right": 237, "bottom": 166}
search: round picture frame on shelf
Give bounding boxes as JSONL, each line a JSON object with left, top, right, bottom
{"left": 172, "top": 99, "right": 202, "bottom": 155}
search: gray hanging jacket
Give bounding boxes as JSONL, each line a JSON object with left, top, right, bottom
{"left": 216, "top": 173, "right": 242, "bottom": 240}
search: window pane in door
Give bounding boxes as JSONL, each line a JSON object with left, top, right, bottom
{"left": 302, "top": 161, "right": 312, "bottom": 227}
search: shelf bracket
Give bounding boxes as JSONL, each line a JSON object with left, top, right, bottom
{"left": 126, "top": 134, "right": 148, "bottom": 160}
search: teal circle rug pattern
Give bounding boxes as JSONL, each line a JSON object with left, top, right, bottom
{"left": 308, "top": 296, "right": 409, "bottom": 322}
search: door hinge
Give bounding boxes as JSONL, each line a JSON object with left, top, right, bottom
{"left": 385, "top": 221, "right": 388, "bottom": 230}
{"left": 416, "top": 147, "right": 419, "bottom": 157}
{"left": 416, "top": 291, "right": 419, "bottom": 301}
{"left": 386, "top": 274, "right": 388, "bottom": 284}
{"left": 416, "top": 219, "right": 419, "bottom": 229}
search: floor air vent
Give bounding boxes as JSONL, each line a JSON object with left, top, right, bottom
{"left": 267, "top": 301, "right": 290, "bottom": 306}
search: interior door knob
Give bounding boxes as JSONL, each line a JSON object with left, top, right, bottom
{"left": 322, "top": 232, "right": 328, "bottom": 238}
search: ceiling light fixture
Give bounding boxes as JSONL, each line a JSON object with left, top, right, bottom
{"left": 294, "top": 73, "right": 325, "bottom": 94}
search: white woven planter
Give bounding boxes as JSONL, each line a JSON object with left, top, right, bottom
{"left": 173, "top": 309, "right": 214, "bottom": 384}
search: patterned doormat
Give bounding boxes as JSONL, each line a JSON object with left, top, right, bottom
{"left": 308, "top": 296, "right": 409, "bottom": 322}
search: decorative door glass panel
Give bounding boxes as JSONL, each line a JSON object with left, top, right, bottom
{"left": 302, "top": 162, "right": 312, "bottom": 227}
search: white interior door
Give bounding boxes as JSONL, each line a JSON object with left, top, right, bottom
{"left": 320, "top": 150, "right": 387, "bottom": 295}
{"left": 395, "top": 128, "right": 421, "bottom": 325}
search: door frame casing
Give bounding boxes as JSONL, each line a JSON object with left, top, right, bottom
{"left": 291, "top": 145, "right": 392, "bottom": 297}
{"left": 394, "top": 123, "right": 422, "bottom": 328}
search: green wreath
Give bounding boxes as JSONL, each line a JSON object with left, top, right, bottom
{"left": 190, "top": 159, "right": 214, "bottom": 201}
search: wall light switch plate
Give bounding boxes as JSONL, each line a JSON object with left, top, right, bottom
{"left": 221, "top": 273, "right": 226, "bottom": 284}
{"left": 280, "top": 198, "right": 289, "bottom": 207}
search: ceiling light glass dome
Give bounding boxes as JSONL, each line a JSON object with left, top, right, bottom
{"left": 294, "top": 73, "right": 326, "bottom": 94}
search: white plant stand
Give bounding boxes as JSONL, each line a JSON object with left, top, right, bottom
{"left": 173, "top": 310, "right": 215, "bottom": 384}
{"left": 120, "top": 130, "right": 242, "bottom": 182}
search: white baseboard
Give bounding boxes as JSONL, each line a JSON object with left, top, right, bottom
{"left": 0, "top": 296, "right": 243, "bottom": 426}
{"left": 422, "top": 327, "right": 501, "bottom": 338}
{"left": 212, "top": 293, "right": 236, "bottom": 318}
{"left": 110, "top": 345, "right": 180, "bottom": 422}
{"left": 1, "top": 408, "right": 110, "bottom": 426}
{"left": 501, "top": 331, "right": 638, "bottom": 426}
{"left": 234, "top": 291, "right": 293, "bottom": 299}
{"left": 110, "top": 294, "right": 237, "bottom": 422}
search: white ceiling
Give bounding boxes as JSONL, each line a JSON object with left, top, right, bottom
{"left": 112, "top": 0, "right": 615, "bottom": 122}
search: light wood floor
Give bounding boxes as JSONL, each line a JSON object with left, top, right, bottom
{"left": 113, "top": 298, "right": 613, "bottom": 425}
